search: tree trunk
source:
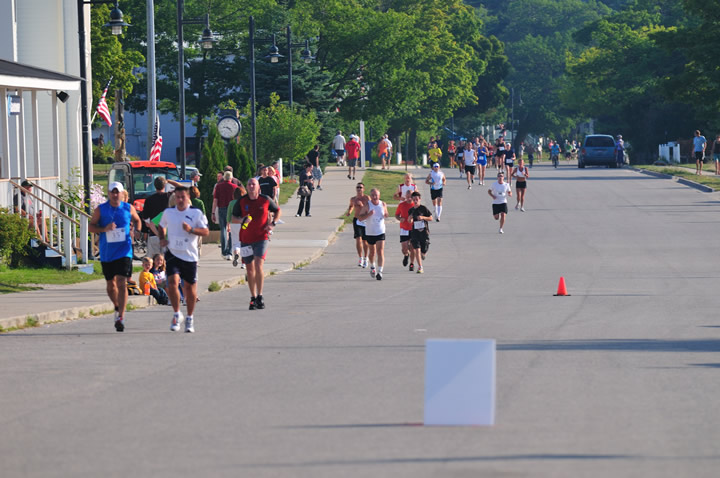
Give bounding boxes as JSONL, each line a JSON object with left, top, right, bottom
{"left": 409, "top": 129, "right": 418, "bottom": 164}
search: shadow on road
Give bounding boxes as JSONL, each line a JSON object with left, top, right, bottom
{"left": 499, "top": 339, "right": 720, "bottom": 353}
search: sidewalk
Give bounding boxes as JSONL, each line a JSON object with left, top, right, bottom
{"left": 0, "top": 165, "right": 427, "bottom": 330}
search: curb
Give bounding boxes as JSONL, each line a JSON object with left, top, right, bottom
{"left": 631, "top": 167, "right": 716, "bottom": 193}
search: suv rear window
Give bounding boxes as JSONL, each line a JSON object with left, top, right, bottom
{"left": 585, "top": 136, "right": 615, "bottom": 148}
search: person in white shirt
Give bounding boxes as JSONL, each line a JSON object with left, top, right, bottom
{"left": 332, "top": 130, "right": 347, "bottom": 166}
{"left": 487, "top": 171, "right": 512, "bottom": 234}
{"left": 357, "top": 188, "right": 389, "bottom": 280}
{"left": 158, "top": 186, "right": 209, "bottom": 333}
{"left": 425, "top": 163, "right": 447, "bottom": 221}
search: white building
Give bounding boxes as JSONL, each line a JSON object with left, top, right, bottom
{"left": 0, "top": 0, "right": 91, "bottom": 207}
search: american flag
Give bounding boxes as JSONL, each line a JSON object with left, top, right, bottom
{"left": 149, "top": 113, "right": 162, "bottom": 162}
{"left": 96, "top": 78, "right": 113, "bottom": 127}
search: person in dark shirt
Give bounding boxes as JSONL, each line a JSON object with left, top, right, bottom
{"left": 296, "top": 163, "right": 314, "bottom": 217}
{"left": 257, "top": 165, "right": 278, "bottom": 198}
{"left": 407, "top": 192, "right": 433, "bottom": 274}
{"left": 212, "top": 171, "right": 238, "bottom": 259}
{"left": 306, "top": 145, "right": 322, "bottom": 190}
{"left": 142, "top": 176, "right": 171, "bottom": 257}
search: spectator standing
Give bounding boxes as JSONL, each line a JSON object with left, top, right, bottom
{"left": 306, "top": 145, "right": 323, "bottom": 190}
{"left": 693, "top": 130, "right": 707, "bottom": 175}
{"left": 616, "top": 135, "right": 626, "bottom": 169}
{"left": 713, "top": 134, "right": 720, "bottom": 175}
{"left": 257, "top": 165, "right": 278, "bottom": 199}
{"left": 296, "top": 163, "right": 314, "bottom": 217}
{"left": 212, "top": 171, "right": 237, "bottom": 259}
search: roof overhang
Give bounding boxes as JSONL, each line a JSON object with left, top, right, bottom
{"left": 0, "top": 58, "right": 82, "bottom": 91}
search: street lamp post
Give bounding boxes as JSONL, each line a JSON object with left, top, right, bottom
{"left": 77, "top": 0, "right": 129, "bottom": 211}
{"left": 248, "top": 17, "right": 313, "bottom": 167}
{"left": 176, "top": 0, "right": 214, "bottom": 180}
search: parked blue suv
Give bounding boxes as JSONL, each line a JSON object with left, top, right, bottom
{"left": 579, "top": 134, "right": 617, "bottom": 168}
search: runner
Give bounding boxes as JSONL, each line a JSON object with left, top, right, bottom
{"left": 425, "top": 163, "right": 446, "bottom": 221}
{"left": 232, "top": 178, "right": 282, "bottom": 310}
{"left": 394, "top": 195, "right": 414, "bottom": 269}
{"left": 408, "top": 191, "right": 433, "bottom": 274}
{"left": 494, "top": 138, "right": 506, "bottom": 169}
{"left": 88, "top": 182, "right": 142, "bottom": 332}
{"left": 157, "top": 186, "right": 209, "bottom": 333}
{"left": 504, "top": 142, "right": 515, "bottom": 185}
{"left": 332, "top": 130, "right": 346, "bottom": 167}
{"left": 476, "top": 140, "right": 489, "bottom": 185}
{"left": 511, "top": 158, "right": 529, "bottom": 212}
{"left": 488, "top": 171, "right": 512, "bottom": 234}
{"left": 346, "top": 182, "right": 370, "bottom": 268}
{"left": 378, "top": 134, "right": 390, "bottom": 170}
{"left": 456, "top": 140, "right": 465, "bottom": 177}
{"left": 463, "top": 142, "right": 477, "bottom": 189}
{"left": 447, "top": 140, "right": 457, "bottom": 169}
{"left": 394, "top": 173, "right": 418, "bottom": 201}
{"left": 357, "top": 188, "right": 388, "bottom": 280}
{"left": 428, "top": 141, "right": 443, "bottom": 166}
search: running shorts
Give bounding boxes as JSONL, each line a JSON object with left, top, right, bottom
{"left": 101, "top": 257, "right": 133, "bottom": 281}
{"left": 492, "top": 203, "right": 508, "bottom": 215}
{"left": 165, "top": 251, "right": 198, "bottom": 284}
{"left": 365, "top": 234, "right": 385, "bottom": 245}
{"left": 430, "top": 188, "right": 443, "bottom": 200}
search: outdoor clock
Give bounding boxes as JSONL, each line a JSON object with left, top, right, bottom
{"left": 217, "top": 116, "right": 241, "bottom": 139}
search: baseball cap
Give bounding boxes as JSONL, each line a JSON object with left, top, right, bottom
{"left": 189, "top": 170, "right": 202, "bottom": 178}
{"left": 108, "top": 181, "right": 124, "bottom": 193}
{"left": 432, "top": 163, "right": 440, "bottom": 168}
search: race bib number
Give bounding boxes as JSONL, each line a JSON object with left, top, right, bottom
{"left": 414, "top": 220, "right": 425, "bottom": 230}
{"left": 505, "top": 158, "right": 513, "bottom": 164}
{"left": 400, "top": 229, "right": 410, "bottom": 236}
{"left": 106, "top": 228, "right": 126, "bottom": 243}
{"left": 172, "top": 237, "right": 187, "bottom": 249}
{"left": 241, "top": 245, "right": 254, "bottom": 258}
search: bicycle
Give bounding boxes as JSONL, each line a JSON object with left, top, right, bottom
{"left": 132, "top": 230, "right": 147, "bottom": 260}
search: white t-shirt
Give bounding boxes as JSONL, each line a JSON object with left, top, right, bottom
{"left": 364, "top": 201, "right": 386, "bottom": 236}
{"left": 491, "top": 181, "right": 511, "bottom": 205}
{"left": 384, "top": 138, "right": 392, "bottom": 150}
{"left": 159, "top": 206, "right": 208, "bottom": 262}
{"left": 464, "top": 149, "right": 477, "bottom": 166}
{"left": 429, "top": 170, "right": 444, "bottom": 190}
{"left": 332, "top": 134, "right": 346, "bottom": 150}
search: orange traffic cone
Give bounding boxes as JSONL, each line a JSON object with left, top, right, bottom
{"left": 554, "top": 277, "right": 570, "bottom": 296}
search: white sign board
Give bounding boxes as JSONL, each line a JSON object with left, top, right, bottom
{"left": 7, "top": 95, "right": 21, "bottom": 116}
{"left": 424, "top": 339, "right": 496, "bottom": 426}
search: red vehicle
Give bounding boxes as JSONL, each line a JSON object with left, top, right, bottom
{"left": 108, "top": 160, "right": 181, "bottom": 212}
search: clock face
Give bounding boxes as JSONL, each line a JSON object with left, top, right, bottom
{"left": 218, "top": 116, "right": 240, "bottom": 139}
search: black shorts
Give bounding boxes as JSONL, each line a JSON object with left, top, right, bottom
{"left": 695, "top": 151, "right": 704, "bottom": 162}
{"left": 465, "top": 165, "right": 476, "bottom": 175}
{"left": 165, "top": 250, "right": 198, "bottom": 284}
{"left": 400, "top": 233, "right": 411, "bottom": 243}
{"left": 335, "top": 149, "right": 345, "bottom": 157}
{"left": 353, "top": 218, "right": 366, "bottom": 239}
{"left": 410, "top": 230, "right": 429, "bottom": 253}
{"left": 365, "top": 234, "right": 385, "bottom": 245}
{"left": 101, "top": 257, "right": 133, "bottom": 281}
{"left": 492, "top": 203, "right": 508, "bottom": 216}
{"left": 430, "top": 188, "right": 443, "bottom": 200}
{"left": 515, "top": 180, "right": 527, "bottom": 189}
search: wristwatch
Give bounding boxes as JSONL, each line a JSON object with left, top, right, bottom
{"left": 270, "top": 221, "right": 277, "bottom": 226}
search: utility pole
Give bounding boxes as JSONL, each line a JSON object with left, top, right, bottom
{"left": 146, "top": 0, "right": 157, "bottom": 160}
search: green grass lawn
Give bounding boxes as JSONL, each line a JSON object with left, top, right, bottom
{"left": 339, "top": 169, "right": 415, "bottom": 221}
{"left": 0, "top": 261, "right": 144, "bottom": 294}
{"left": 93, "top": 163, "right": 112, "bottom": 192}
{"left": 635, "top": 163, "right": 720, "bottom": 190}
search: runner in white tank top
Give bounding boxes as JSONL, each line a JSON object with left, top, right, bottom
{"left": 358, "top": 188, "right": 389, "bottom": 280}
{"left": 394, "top": 173, "right": 418, "bottom": 201}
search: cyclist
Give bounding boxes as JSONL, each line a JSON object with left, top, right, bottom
{"left": 550, "top": 141, "right": 561, "bottom": 168}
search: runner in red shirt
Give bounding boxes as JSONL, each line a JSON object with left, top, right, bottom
{"left": 231, "top": 178, "right": 282, "bottom": 310}
{"left": 394, "top": 198, "right": 414, "bottom": 270}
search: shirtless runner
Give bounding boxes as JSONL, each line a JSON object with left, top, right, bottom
{"left": 345, "top": 182, "right": 370, "bottom": 268}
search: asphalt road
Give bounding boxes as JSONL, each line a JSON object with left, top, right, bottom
{"left": 3, "top": 163, "right": 720, "bottom": 477}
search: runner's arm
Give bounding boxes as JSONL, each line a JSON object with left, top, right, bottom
{"left": 88, "top": 207, "right": 110, "bottom": 233}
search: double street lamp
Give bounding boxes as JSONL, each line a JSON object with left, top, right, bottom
{"left": 248, "top": 16, "right": 314, "bottom": 166}
{"left": 77, "top": 0, "right": 130, "bottom": 211}
{"left": 177, "top": 0, "right": 214, "bottom": 179}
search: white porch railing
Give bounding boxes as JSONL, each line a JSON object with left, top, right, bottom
{"left": 8, "top": 180, "right": 93, "bottom": 269}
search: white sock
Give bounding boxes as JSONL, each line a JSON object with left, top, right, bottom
{"left": 379, "top": 266, "right": 383, "bottom": 273}
{"left": 438, "top": 206, "right": 443, "bottom": 217}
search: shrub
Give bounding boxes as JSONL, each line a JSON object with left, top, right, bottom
{"left": 0, "top": 208, "right": 36, "bottom": 266}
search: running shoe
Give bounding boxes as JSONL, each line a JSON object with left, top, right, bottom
{"left": 376, "top": 272, "right": 383, "bottom": 281}
{"left": 114, "top": 317, "right": 124, "bottom": 332}
{"left": 370, "top": 267, "right": 376, "bottom": 278}
{"left": 409, "top": 263, "right": 414, "bottom": 272}
{"left": 352, "top": 176, "right": 356, "bottom": 180}
{"left": 255, "top": 295, "right": 265, "bottom": 309}
{"left": 417, "top": 267, "right": 424, "bottom": 274}
{"left": 421, "top": 253, "right": 426, "bottom": 260}
{"left": 295, "top": 214, "right": 300, "bottom": 217}
{"left": 249, "top": 297, "right": 256, "bottom": 310}
{"left": 515, "top": 204, "right": 519, "bottom": 210}
{"left": 306, "top": 214, "right": 312, "bottom": 217}
{"left": 317, "top": 186, "right": 322, "bottom": 190}
{"left": 241, "top": 263, "right": 246, "bottom": 269}
{"left": 233, "top": 253, "right": 239, "bottom": 267}
{"left": 467, "top": 185, "right": 471, "bottom": 190}
{"left": 359, "top": 257, "right": 363, "bottom": 267}
{"left": 436, "top": 217, "right": 440, "bottom": 222}
{"left": 362, "top": 258, "right": 368, "bottom": 268}
{"left": 499, "top": 228, "right": 504, "bottom": 234}
{"left": 402, "top": 255, "right": 409, "bottom": 267}
{"left": 170, "top": 311, "right": 183, "bottom": 332}
{"left": 521, "top": 207, "right": 526, "bottom": 212}
{"left": 114, "top": 306, "right": 119, "bottom": 321}
{"left": 185, "top": 316, "right": 194, "bottom": 333}
{"left": 347, "top": 174, "right": 351, "bottom": 179}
